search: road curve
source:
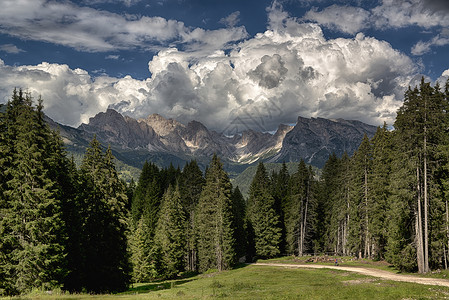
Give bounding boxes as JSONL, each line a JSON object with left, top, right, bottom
{"left": 253, "top": 262, "right": 449, "bottom": 287}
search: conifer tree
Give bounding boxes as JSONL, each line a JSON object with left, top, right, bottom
{"left": 154, "top": 185, "right": 186, "bottom": 278}
{"left": 79, "top": 137, "right": 131, "bottom": 292}
{"left": 129, "top": 218, "right": 152, "bottom": 282}
{"left": 270, "top": 162, "right": 289, "bottom": 254}
{"left": 247, "top": 162, "right": 281, "bottom": 258}
{"left": 195, "top": 155, "right": 235, "bottom": 272}
{"left": 231, "top": 186, "right": 247, "bottom": 260}
{"left": 285, "top": 160, "right": 316, "bottom": 256}
{"left": 369, "top": 124, "right": 392, "bottom": 259}
{"left": 392, "top": 78, "right": 445, "bottom": 273}
{"left": 348, "top": 134, "right": 372, "bottom": 258}
{"left": 317, "top": 153, "right": 340, "bottom": 253}
{"left": 0, "top": 90, "right": 67, "bottom": 295}
{"left": 179, "top": 160, "right": 205, "bottom": 272}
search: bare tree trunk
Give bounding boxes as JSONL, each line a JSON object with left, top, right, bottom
{"left": 364, "top": 163, "right": 370, "bottom": 258}
{"left": 301, "top": 179, "right": 310, "bottom": 256}
{"left": 423, "top": 128, "right": 429, "bottom": 273}
{"left": 416, "top": 166, "right": 425, "bottom": 273}
{"left": 446, "top": 199, "right": 449, "bottom": 270}
{"left": 299, "top": 220, "right": 303, "bottom": 256}
{"left": 345, "top": 185, "right": 350, "bottom": 256}
{"left": 444, "top": 244, "right": 448, "bottom": 270}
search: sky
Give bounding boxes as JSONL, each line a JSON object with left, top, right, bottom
{"left": 0, "top": 0, "right": 448, "bottom": 134}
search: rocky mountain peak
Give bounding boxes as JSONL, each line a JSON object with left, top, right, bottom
{"left": 140, "top": 113, "right": 184, "bottom": 137}
{"left": 274, "top": 116, "right": 377, "bottom": 167}
{"left": 54, "top": 108, "right": 378, "bottom": 170}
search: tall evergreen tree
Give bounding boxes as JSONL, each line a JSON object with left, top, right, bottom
{"left": 195, "top": 155, "right": 236, "bottom": 272}
{"left": 179, "top": 160, "right": 205, "bottom": 272}
{"left": 231, "top": 186, "right": 247, "bottom": 260}
{"left": 392, "top": 78, "right": 445, "bottom": 273}
{"left": 79, "top": 137, "right": 131, "bottom": 292}
{"left": 154, "top": 185, "right": 186, "bottom": 278}
{"left": 369, "top": 124, "right": 393, "bottom": 259}
{"left": 247, "top": 162, "right": 282, "bottom": 258}
{"left": 286, "top": 161, "right": 316, "bottom": 256}
{"left": 348, "top": 134, "right": 373, "bottom": 259}
{"left": 0, "top": 90, "right": 67, "bottom": 295}
{"left": 270, "top": 162, "right": 289, "bottom": 254}
{"left": 317, "top": 153, "right": 340, "bottom": 253}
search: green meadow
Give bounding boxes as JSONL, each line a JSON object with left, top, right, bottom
{"left": 5, "top": 263, "right": 449, "bottom": 300}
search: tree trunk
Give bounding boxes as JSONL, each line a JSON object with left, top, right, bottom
{"left": 364, "top": 163, "right": 370, "bottom": 258}
{"left": 446, "top": 199, "right": 449, "bottom": 270}
{"left": 416, "top": 166, "right": 425, "bottom": 273}
{"left": 301, "top": 180, "right": 309, "bottom": 256}
{"left": 423, "top": 126, "right": 429, "bottom": 273}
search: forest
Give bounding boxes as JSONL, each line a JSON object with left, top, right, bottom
{"left": 1, "top": 77, "right": 449, "bottom": 296}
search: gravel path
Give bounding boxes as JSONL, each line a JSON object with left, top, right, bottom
{"left": 253, "top": 262, "right": 449, "bottom": 287}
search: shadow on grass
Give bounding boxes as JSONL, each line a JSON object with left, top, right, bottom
{"left": 124, "top": 278, "right": 195, "bottom": 294}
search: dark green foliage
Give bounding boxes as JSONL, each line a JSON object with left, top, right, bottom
{"left": 74, "top": 138, "right": 131, "bottom": 293}
{"left": 347, "top": 134, "right": 372, "bottom": 258}
{"left": 195, "top": 155, "right": 236, "bottom": 272}
{"left": 231, "top": 187, "right": 247, "bottom": 260}
{"left": 179, "top": 160, "right": 205, "bottom": 272}
{"left": 129, "top": 218, "right": 153, "bottom": 282}
{"left": 247, "top": 162, "right": 282, "bottom": 258}
{"left": 0, "top": 90, "right": 67, "bottom": 295}
{"left": 154, "top": 185, "right": 186, "bottom": 278}
{"left": 285, "top": 160, "right": 317, "bottom": 256}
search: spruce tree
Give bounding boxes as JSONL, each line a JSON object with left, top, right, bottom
{"left": 154, "top": 185, "right": 186, "bottom": 278}
{"left": 231, "top": 186, "right": 247, "bottom": 261}
{"left": 247, "top": 162, "right": 281, "bottom": 258}
{"left": 285, "top": 160, "right": 316, "bottom": 256}
{"left": 348, "top": 134, "right": 372, "bottom": 259}
{"left": 79, "top": 137, "right": 131, "bottom": 292}
{"left": 369, "top": 124, "right": 392, "bottom": 259}
{"left": 0, "top": 90, "right": 67, "bottom": 295}
{"left": 392, "top": 78, "right": 445, "bottom": 273}
{"left": 179, "top": 160, "right": 205, "bottom": 272}
{"left": 195, "top": 155, "right": 235, "bottom": 272}
{"left": 129, "top": 218, "right": 153, "bottom": 282}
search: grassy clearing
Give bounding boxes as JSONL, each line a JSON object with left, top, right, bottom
{"left": 4, "top": 263, "right": 449, "bottom": 300}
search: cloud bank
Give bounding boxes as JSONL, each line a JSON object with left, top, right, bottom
{"left": 0, "top": 0, "right": 248, "bottom": 52}
{"left": 0, "top": 5, "right": 430, "bottom": 133}
{"left": 302, "top": 0, "right": 449, "bottom": 55}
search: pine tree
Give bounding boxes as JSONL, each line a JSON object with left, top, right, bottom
{"left": 270, "top": 162, "right": 289, "bottom": 254}
{"left": 79, "top": 137, "right": 131, "bottom": 292}
{"left": 154, "top": 185, "right": 186, "bottom": 278}
{"left": 369, "top": 124, "right": 393, "bottom": 260}
{"left": 392, "top": 78, "right": 445, "bottom": 273}
{"left": 195, "top": 155, "right": 236, "bottom": 272}
{"left": 179, "top": 160, "right": 205, "bottom": 272}
{"left": 247, "top": 162, "right": 281, "bottom": 258}
{"left": 285, "top": 160, "right": 316, "bottom": 256}
{"left": 317, "top": 153, "right": 340, "bottom": 253}
{"left": 348, "top": 134, "right": 372, "bottom": 258}
{"left": 129, "top": 218, "right": 152, "bottom": 282}
{"left": 231, "top": 186, "right": 247, "bottom": 261}
{"left": 0, "top": 90, "right": 67, "bottom": 295}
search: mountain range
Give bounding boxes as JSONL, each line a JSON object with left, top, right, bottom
{"left": 45, "top": 108, "right": 378, "bottom": 179}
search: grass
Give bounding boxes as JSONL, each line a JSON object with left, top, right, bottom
{"left": 4, "top": 262, "right": 449, "bottom": 300}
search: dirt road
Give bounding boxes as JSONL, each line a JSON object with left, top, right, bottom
{"left": 254, "top": 262, "right": 449, "bottom": 287}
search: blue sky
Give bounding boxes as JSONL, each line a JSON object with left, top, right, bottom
{"left": 0, "top": 0, "right": 448, "bottom": 132}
